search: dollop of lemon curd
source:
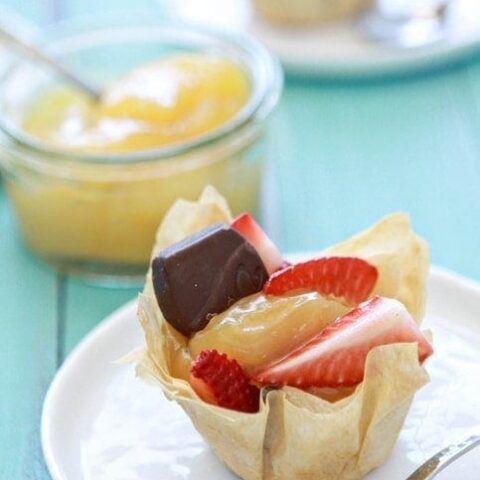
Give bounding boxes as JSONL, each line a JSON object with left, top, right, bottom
{"left": 22, "top": 55, "right": 250, "bottom": 153}
{"left": 189, "top": 292, "right": 350, "bottom": 374}
{"left": 9, "top": 54, "right": 259, "bottom": 266}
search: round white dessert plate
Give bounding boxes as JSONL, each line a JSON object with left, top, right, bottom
{"left": 42, "top": 265, "right": 480, "bottom": 480}
{"left": 166, "top": 0, "right": 480, "bottom": 77}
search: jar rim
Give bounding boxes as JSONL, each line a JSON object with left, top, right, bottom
{"left": 0, "top": 15, "right": 283, "bottom": 165}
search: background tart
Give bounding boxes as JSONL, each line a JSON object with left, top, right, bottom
{"left": 252, "top": 0, "right": 374, "bottom": 25}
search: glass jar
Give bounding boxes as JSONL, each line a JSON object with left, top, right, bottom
{"left": 0, "top": 14, "right": 282, "bottom": 281}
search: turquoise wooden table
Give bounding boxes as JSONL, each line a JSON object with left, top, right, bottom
{"left": 2, "top": 1, "right": 480, "bottom": 478}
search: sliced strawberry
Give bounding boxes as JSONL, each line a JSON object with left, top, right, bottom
{"left": 253, "top": 296, "right": 433, "bottom": 389}
{"left": 231, "top": 213, "right": 283, "bottom": 275}
{"left": 190, "top": 349, "right": 260, "bottom": 413}
{"left": 263, "top": 257, "right": 378, "bottom": 305}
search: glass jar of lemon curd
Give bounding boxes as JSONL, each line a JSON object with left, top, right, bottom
{"left": 0, "top": 16, "right": 282, "bottom": 281}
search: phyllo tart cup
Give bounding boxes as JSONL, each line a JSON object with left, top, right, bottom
{"left": 135, "top": 187, "right": 430, "bottom": 480}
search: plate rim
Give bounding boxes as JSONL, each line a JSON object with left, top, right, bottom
{"left": 41, "top": 264, "right": 480, "bottom": 480}
{"left": 41, "top": 299, "right": 137, "bottom": 480}
{"left": 169, "top": 0, "right": 480, "bottom": 78}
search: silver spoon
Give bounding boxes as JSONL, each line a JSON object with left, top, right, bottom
{"left": 406, "top": 433, "right": 480, "bottom": 479}
{"left": 360, "top": 0, "right": 451, "bottom": 49}
{"left": 0, "top": 23, "right": 101, "bottom": 101}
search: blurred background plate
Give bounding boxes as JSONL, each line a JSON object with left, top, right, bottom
{"left": 163, "top": 0, "right": 480, "bottom": 78}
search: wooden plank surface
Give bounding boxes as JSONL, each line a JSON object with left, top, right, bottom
{"left": 62, "top": 279, "right": 138, "bottom": 358}
{"left": 273, "top": 67, "right": 480, "bottom": 280}
{"left": 0, "top": 186, "right": 57, "bottom": 479}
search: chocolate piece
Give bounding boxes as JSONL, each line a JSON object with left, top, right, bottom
{"left": 152, "top": 224, "right": 268, "bottom": 337}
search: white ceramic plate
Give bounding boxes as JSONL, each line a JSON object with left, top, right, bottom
{"left": 165, "top": 0, "right": 480, "bottom": 78}
{"left": 42, "top": 265, "right": 480, "bottom": 480}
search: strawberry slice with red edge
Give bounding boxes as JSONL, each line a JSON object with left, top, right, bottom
{"left": 231, "top": 213, "right": 283, "bottom": 275}
{"left": 253, "top": 296, "right": 433, "bottom": 389}
{"left": 190, "top": 349, "right": 260, "bottom": 413}
{"left": 263, "top": 256, "right": 378, "bottom": 305}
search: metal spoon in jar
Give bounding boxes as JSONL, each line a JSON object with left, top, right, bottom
{"left": 0, "top": 23, "right": 101, "bottom": 101}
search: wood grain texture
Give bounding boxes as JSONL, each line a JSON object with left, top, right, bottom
{"left": 0, "top": 187, "right": 57, "bottom": 479}
{"left": 271, "top": 68, "right": 480, "bottom": 280}
{"left": 62, "top": 279, "right": 139, "bottom": 358}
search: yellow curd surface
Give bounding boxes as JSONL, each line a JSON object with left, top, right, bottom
{"left": 22, "top": 55, "right": 250, "bottom": 153}
{"left": 6, "top": 54, "right": 261, "bottom": 267}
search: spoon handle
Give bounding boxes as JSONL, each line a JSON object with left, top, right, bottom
{"left": 406, "top": 433, "right": 480, "bottom": 480}
{"left": 0, "top": 24, "right": 101, "bottom": 101}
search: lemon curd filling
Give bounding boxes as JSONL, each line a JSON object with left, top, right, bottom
{"left": 22, "top": 55, "right": 251, "bottom": 153}
{"left": 6, "top": 54, "right": 262, "bottom": 270}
